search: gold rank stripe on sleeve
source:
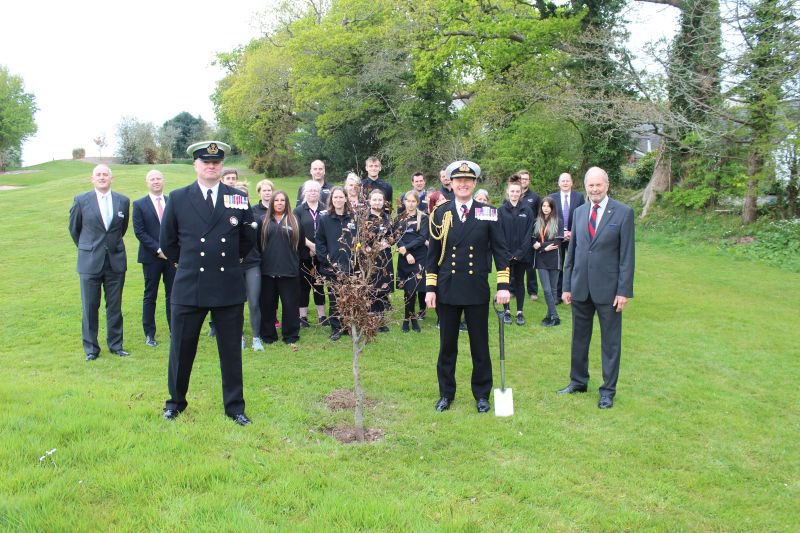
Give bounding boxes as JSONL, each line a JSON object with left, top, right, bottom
{"left": 496, "top": 268, "right": 510, "bottom": 284}
{"left": 426, "top": 273, "right": 438, "bottom": 287}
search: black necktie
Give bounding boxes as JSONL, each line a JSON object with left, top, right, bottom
{"left": 206, "top": 189, "right": 214, "bottom": 213}
{"left": 460, "top": 204, "right": 468, "bottom": 222}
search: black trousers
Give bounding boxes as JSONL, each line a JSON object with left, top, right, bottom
{"left": 505, "top": 261, "right": 528, "bottom": 312}
{"left": 327, "top": 285, "right": 343, "bottom": 333}
{"left": 299, "top": 257, "right": 326, "bottom": 307}
{"left": 525, "top": 262, "right": 539, "bottom": 295}
{"left": 556, "top": 242, "right": 568, "bottom": 297}
{"left": 141, "top": 260, "right": 175, "bottom": 337}
{"left": 166, "top": 303, "right": 245, "bottom": 416}
{"left": 260, "top": 276, "right": 300, "bottom": 343}
{"left": 437, "top": 302, "right": 492, "bottom": 401}
{"left": 569, "top": 295, "right": 622, "bottom": 398}
{"left": 79, "top": 255, "right": 125, "bottom": 355}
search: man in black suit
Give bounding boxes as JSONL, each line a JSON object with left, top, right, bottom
{"left": 425, "top": 160, "right": 511, "bottom": 413}
{"left": 133, "top": 169, "right": 175, "bottom": 348}
{"left": 518, "top": 170, "right": 541, "bottom": 301}
{"left": 160, "top": 141, "right": 256, "bottom": 426}
{"left": 550, "top": 172, "right": 586, "bottom": 298}
{"left": 68, "top": 164, "right": 130, "bottom": 361}
{"left": 559, "top": 167, "right": 635, "bottom": 409}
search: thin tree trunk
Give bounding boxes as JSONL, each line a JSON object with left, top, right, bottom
{"left": 742, "top": 149, "right": 760, "bottom": 224}
{"left": 351, "top": 323, "right": 365, "bottom": 442}
{"left": 640, "top": 141, "right": 672, "bottom": 218}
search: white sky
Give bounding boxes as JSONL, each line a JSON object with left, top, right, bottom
{"left": 2, "top": 1, "right": 678, "bottom": 167}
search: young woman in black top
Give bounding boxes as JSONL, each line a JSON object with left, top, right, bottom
{"left": 395, "top": 190, "right": 429, "bottom": 332}
{"left": 498, "top": 175, "right": 536, "bottom": 326}
{"left": 293, "top": 179, "right": 327, "bottom": 327}
{"left": 532, "top": 196, "right": 564, "bottom": 326}
{"left": 258, "top": 190, "right": 303, "bottom": 344}
{"left": 366, "top": 189, "right": 394, "bottom": 332}
{"left": 315, "top": 186, "right": 355, "bottom": 341}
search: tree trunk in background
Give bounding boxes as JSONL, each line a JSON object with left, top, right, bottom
{"left": 742, "top": 150, "right": 761, "bottom": 224}
{"left": 641, "top": 141, "right": 672, "bottom": 218}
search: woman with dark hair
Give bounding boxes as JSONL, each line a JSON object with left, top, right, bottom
{"left": 257, "top": 190, "right": 303, "bottom": 344}
{"left": 315, "top": 186, "right": 355, "bottom": 341}
{"left": 365, "top": 189, "right": 394, "bottom": 332}
{"left": 533, "top": 196, "right": 564, "bottom": 326}
{"left": 395, "top": 190, "right": 429, "bottom": 332}
{"left": 293, "top": 179, "right": 327, "bottom": 327}
{"left": 498, "top": 175, "right": 536, "bottom": 326}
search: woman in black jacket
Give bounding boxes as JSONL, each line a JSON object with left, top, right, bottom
{"left": 258, "top": 190, "right": 303, "bottom": 344}
{"left": 366, "top": 189, "right": 394, "bottom": 332}
{"left": 315, "top": 186, "right": 355, "bottom": 340}
{"left": 532, "top": 196, "right": 564, "bottom": 326}
{"left": 498, "top": 175, "right": 536, "bottom": 326}
{"left": 293, "top": 179, "right": 327, "bottom": 327}
{"left": 395, "top": 190, "right": 429, "bottom": 332}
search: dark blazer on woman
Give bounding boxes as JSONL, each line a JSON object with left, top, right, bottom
{"left": 315, "top": 211, "right": 355, "bottom": 277}
{"left": 394, "top": 211, "right": 429, "bottom": 289}
{"left": 532, "top": 217, "right": 564, "bottom": 271}
{"left": 498, "top": 199, "right": 535, "bottom": 265}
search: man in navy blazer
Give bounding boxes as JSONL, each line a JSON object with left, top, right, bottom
{"left": 68, "top": 164, "right": 130, "bottom": 360}
{"left": 160, "top": 141, "right": 256, "bottom": 426}
{"left": 559, "top": 167, "right": 635, "bottom": 409}
{"left": 132, "top": 169, "right": 175, "bottom": 348}
{"left": 550, "top": 172, "right": 586, "bottom": 298}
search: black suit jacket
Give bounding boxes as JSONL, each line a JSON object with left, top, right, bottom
{"left": 159, "top": 182, "right": 256, "bottom": 307}
{"left": 426, "top": 201, "right": 510, "bottom": 306}
{"left": 68, "top": 190, "right": 129, "bottom": 274}
{"left": 133, "top": 195, "right": 168, "bottom": 264}
{"left": 550, "top": 190, "right": 585, "bottom": 232}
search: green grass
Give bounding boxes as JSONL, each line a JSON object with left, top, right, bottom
{"left": 1, "top": 161, "right": 798, "bottom": 530}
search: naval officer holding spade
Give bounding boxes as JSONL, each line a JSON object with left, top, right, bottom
{"left": 160, "top": 141, "right": 256, "bottom": 425}
{"left": 425, "top": 160, "right": 512, "bottom": 413}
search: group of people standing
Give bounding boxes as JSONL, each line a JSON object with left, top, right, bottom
{"left": 69, "top": 141, "right": 634, "bottom": 425}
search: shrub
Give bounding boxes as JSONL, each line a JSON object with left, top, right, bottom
{"left": 72, "top": 148, "right": 85, "bottom": 160}
{"left": 621, "top": 150, "right": 657, "bottom": 189}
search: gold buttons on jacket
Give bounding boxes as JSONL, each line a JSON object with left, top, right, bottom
{"left": 451, "top": 270, "right": 456, "bottom": 274}
{"left": 220, "top": 267, "right": 225, "bottom": 271}
{"left": 469, "top": 254, "right": 473, "bottom": 258}
{"left": 221, "top": 252, "right": 226, "bottom": 257}
{"left": 221, "top": 238, "right": 226, "bottom": 242}
{"left": 452, "top": 246, "right": 456, "bottom": 250}
{"left": 469, "top": 246, "right": 474, "bottom": 250}
{"left": 469, "top": 270, "right": 473, "bottom": 275}
{"left": 200, "top": 252, "right": 205, "bottom": 256}
{"left": 200, "top": 238, "right": 205, "bottom": 242}
{"left": 452, "top": 254, "right": 456, "bottom": 258}
{"left": 200, "top": 267, "right": 205, "bottom": 272}
{"left": 469, "top": 262, "right": 473, "bottom": 266}
{"left": 451, "top": 262, "right": 456, "bottom": 266}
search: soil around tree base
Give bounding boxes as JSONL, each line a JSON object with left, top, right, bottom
{"left": 323, "top": 426, "right": 385, "bottom": 444}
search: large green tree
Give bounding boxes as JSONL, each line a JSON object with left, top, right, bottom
{"left": 0, "top": 66, "right": 37, "bottom": 171}
{"left": 161, "top": 112, "right": 210, "bottom": 160}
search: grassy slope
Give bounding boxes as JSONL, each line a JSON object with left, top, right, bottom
{"left": 0, "top": 161, "right": 798, "bottom": 531}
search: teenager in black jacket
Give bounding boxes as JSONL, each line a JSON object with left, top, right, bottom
{"left": 532, "top": 196, "right": 564, "bottom": 326}
{"left": 315, "top": 187, "right": 355, "bottom": 340}
{"left": 498, "top": 175, "right": 536, "bottom": 325}
{"left": 257, "top": 191, "right": 303, "bottom": 344}
{"left": 395, "top": 190, "right": 429, "bottom": 332}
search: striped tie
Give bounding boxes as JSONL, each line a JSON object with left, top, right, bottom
{"left": 588, "top": 203, "right": 600, "bottom": 238}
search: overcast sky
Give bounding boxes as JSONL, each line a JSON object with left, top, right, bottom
{"left": 2, "top": 1, "right": 677, "bottom": 167}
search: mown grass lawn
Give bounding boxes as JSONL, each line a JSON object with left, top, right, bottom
{"left": 1, "top": 161, "right": 798, "bottom": 530}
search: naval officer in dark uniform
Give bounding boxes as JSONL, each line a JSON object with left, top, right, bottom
{"left": 160, "top": 141, "right": 256, "bottom": 425}
{"left": 425, "top": 160, "right": 512, "bottom": 413}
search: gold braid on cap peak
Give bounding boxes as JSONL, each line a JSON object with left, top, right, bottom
{"left": 428, "top": 204, "right": 453, "bottom": 266}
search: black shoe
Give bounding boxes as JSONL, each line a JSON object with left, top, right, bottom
{"left": 556, "top": 383, "right": 588, "bottom": 394}
{"left": 503, "top": 310, "right": 512, "bottom": 325}
{"left": 434, "top": 397, "right": 452, "bottom": 412}
{"left": 112, "top": 349, "right": 130, "bottom": 357}
{"left": 515, "top": 313, "right": 525, "bottom": 326}
{"left": 319, "top": 315, "right": 329, "bottom": 326}
{"left": 378, "top": 325, "right": 390, "bottom": 333}
{"left": 411, "top": 319, "right": 421, "bottom": 332}
{"left": 145, "top": 335, "right": 158, "bottom": 347}
{"left": 598, "top": 396, "right": 614, "bottom": 409}
{"left": 330, "top": 331, "right": 341, "bottom": 341}
{"left": 549, "top": 316, "right": 561, "bottom": 326}
{"left": 163, "top": 408, "right": 180, "bottom": 421}
{"left": 85, "top": 353, "right": 99, "bottom": 361}
{"left": 299, "top": 317, "right": 310, "bottom": 328}
{"left": 459, "top": 321, "right": 468, "bottom": 332}
{"left": 228, "top": 413, "right": 252, "bottom": 426}
{"left": 541, "top": 316, "right": 551, "bottom": 325}
{"left": 476, "top": 398, "right": 490, "bottom": 413}
{"left": 401, "top": 320, "right": 410, "bottom": 332}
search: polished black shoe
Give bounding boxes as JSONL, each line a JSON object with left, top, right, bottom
{"left": 299, "top": 317, "right": 310, "bottom": 328}
{"left": 112, "top": 349, "right": 130, "bottom": 357}
{"left": 598, "top": 396, "right": 614, "bottom": 409}
{"left": 85, "top": 353, "right": 99, "bottom": 361}
{"left": 163, "top": 408, "right": 180, "bottom": 421}
{"left": 434, "top": 397, "right": 452, "bottom": 412}
{"left": 145, "top": 336, "right": 158, "bottom": 347}
{"left": 556, "top": 383, "right": 588, "bottom": 394}
{"left": 476, "top": 398, "right": 491, "bottom": 413}
{"left": 411, "top": 319, "right": 421, "bottom": 332}
{"left": 228, "top": 413, "right": 252, "bottom": 426}
{"left": 550, "top": 317, "right": 561, "bottom": 326}
{"left": 330, "top": 330, "right": 342, "bottom": 341}
{"left": 541, "top": 316, "right": 551, "bottom": 325}
{"left": 401, "top": 320, "right": 410, "bottom": 332}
